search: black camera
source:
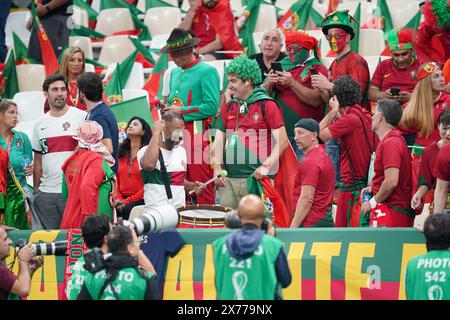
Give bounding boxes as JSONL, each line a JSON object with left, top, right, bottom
{"left": 224, "top": 211, "right": 270, "bottom": 232}
{"left": 15, "top": 239, "right": 68, "bottom": 256}
{"left": 83, "top": 248, "right": 107, "bottom": 274}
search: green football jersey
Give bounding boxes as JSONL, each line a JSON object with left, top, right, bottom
{"left": 405, "top": 250, "right": 450, "bottom": 300}
{"left": 213, "top": 234, "right": 283, "bottom": 300}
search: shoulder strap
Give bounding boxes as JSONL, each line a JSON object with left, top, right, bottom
{"left": 354, "top": 112, "right": 375, "bottom": 153}
{"left": 158, "top": 151, "right": 173, "bottom": 201}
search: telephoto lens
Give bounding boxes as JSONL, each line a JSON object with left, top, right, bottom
{"left": 131, "top": 204, "right": 180, "bottom": 235}
{"left": 15, "top": 239, "right": 68, "bottom": 256}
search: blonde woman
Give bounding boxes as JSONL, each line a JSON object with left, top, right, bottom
{"left": 401, "top": 62, "right": 450, "bottom": 152}
{"left": 400, "top": 62, "right": 450, "bottom": 195}
{"left": 44, "top": 47, "right": 87, "bottom": 112}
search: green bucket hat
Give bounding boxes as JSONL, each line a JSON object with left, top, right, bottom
{"left": 321, "top": 10, "right": 358, "bottom": 40}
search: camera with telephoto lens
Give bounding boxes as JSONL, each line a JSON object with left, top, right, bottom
{"left": 15, "top": 239, "right": 68, "bottom": 256}
{"left": 224, "top": 211, "right": 270, "bottom": 232}
{"left": 115, "top": 204, "right": 180, "bottom": 235}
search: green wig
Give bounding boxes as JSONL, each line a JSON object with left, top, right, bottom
{"left": 225, "top": 55, "right": 262, "bottom": 86}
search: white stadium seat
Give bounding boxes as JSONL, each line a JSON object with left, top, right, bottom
{"left": 16, "top": 64, "right": 46, "bottom": 92}
{"left": 72, "top": 6, "right": 89, "bottom": 28}
{"left": 358, "top": 29, "right": 385, "bottom": 57}
{"left": 98, "top": 35, "right": 136, "bottom": 65}
{"left": 122, "top": 89, "right": 149, "bottom": 104}
{"left": 5, "top": 11, "right": 31, "bottom": 48}
{"left": 144, "top": 7, "right": 182, "bottom": 37}
{"left": 13, "top": 91, "right": 46, "bottom": 123}
{"left": 254, "top": 5, "right": 277, "bottom": 32}
{"left": 95, "top": 8, "right": 134, "bottom": 36}
{"left": 205, "top": 60, "right": 228, "bottom": 89}
{"left": 69, "top": 36, "right": 94, "bottom": 59}
{"left": 388, "top": 0, "right": 420, "bottom": 30}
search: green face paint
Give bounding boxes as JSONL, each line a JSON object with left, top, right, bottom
{"left": 287, "top": 44, "right": 310, "bottom": 65}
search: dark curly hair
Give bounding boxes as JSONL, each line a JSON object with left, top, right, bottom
{"left": 118, "top": 117, "right": 152, "bottom": 158}
{"left": 332, "top": 75, "right": 362, "bottom": 108}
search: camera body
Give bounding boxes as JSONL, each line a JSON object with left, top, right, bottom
{"left": 83, "top": 248, "right": 107, "bottom": 274}
{"left": 15, "top": 239, "right": 68, "bottom": 256}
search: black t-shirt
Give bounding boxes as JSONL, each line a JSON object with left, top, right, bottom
{"left": 29, "top": 0, "right": 73, "bottom": 17}
{"left": 249, "top": 52, "right": 287, "bottom": 83}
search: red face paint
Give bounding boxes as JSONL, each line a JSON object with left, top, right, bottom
{"left": 327, "top": 30, "right": 347, "bottom": 53}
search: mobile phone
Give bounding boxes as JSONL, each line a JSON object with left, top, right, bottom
{"left": 309, "top": 68, "right": 317, "bottom": 75}
{"left": 270, "top": 62, "right": 283, "bottom": 73}
{"left": 390, "top": 87, "right": 400, "bottom": 96}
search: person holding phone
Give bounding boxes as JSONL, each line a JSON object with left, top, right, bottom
{"left": 368, "top": 30, "right": 420, "bottom": 104}
{"left": 262, "top": 31, "right": 328, "bottom": 160}
{"left": 249, "top": 28, "right": 287, "bottom": 82}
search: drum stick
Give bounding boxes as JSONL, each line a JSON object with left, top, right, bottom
{"left": 189, "top": 170, "right": 228, "bottom": 195}
{"left": 155, "top": 100, "right": 165, "bottom": 142}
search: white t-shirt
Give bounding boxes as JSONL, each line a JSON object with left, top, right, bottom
{"left": 137, "top": 145, "right": 187, "bottom": 208}
{"left": 32, "top": 107, "right": 87, "bottom": 193}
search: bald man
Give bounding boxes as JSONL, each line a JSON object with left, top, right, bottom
{"left": 212, "top": 195, "right": 291, "bottom": 300}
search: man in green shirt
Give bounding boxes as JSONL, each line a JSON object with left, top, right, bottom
{"left": 162, "top": 27, "right": 220, "bottom": 205}
{"left": 77, "top": 225, "right": 159, "bottom": 300}
{"left": 406, "top": 214, "right": 450, "bottom": 300}
{"left": 213, "top": 194, "right": 291, "bottom": 300}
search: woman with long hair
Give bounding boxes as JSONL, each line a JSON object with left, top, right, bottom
{"left": 0, "top": 100, "right": 33, "bottom": 229}
{"left": 44, "top": 47, "right": 87, "bottom": 112}
{"left": 115, "top": 117, "right": 152, "bottom": 220}
{"left": 401, "top": 62, "right": 450, "bottom": 151}
{"left": 400, "top": 62, "right": 450, "bottom": 193}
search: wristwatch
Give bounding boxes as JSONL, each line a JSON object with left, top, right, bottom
{"left": 44, "top": 4, "right": 51, "bottom": 13}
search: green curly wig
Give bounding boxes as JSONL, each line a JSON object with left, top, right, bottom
{"left": 225, "top": 55, "right": 262, "bottom": 86}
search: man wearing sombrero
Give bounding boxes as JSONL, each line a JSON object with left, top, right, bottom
{"left": 162, "top": 28, "right": 220, "bottom": 205}
{"left": 311, "top": 10, "right": 371, "bottom": 111}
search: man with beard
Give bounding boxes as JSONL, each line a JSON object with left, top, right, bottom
{"left": 291, "top": 119, "right": 335, "bottom": 228}
{"left": 179, "top": 0, "right": 242, "bottom": 60}
{"left": 162, "top": 28, "right": 220, "bottom": 205}
{"left": 138, "top": 111, "right": 205, "bottom": 208}
{"left": 32, "top": 74, "right": 86, "bottom": 229}
{"left": 77, "top": 72, "right": 119, "bottom": 174}
{"left": 311, "top": 10, "right": 370, "bottom": 111}
{"left": 368, "top": 29, "right": 420, "bottom": 104}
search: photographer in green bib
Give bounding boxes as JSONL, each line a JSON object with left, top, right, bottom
{"left": 405, "top": 214, "right": 450, "bottom": 300}
{"left": 77, "top": 225, "right": 159, "bottom": 300}
{"left": 213, "top": 194, "right": 291, "bottom": 300}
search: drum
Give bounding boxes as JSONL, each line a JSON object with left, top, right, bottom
{"left": 177, "top": 204, "right": 232, "bottom": 229}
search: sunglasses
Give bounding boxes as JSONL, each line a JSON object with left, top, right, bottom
{"left": 325, "top": 31, "right": 347, "bottom": 41}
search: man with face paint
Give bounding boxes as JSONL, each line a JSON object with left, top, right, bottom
{"left": 369, "top": 29, "right": 420, "bottom": 104}
{"left": 213, "top": 55, "right": 288, "bottom": 209}
{"left": 311, "top": 10, "right": 371, "bottom": 111}
{"left": 178, "top": 0, "right": 242, "bottom": 61}
{"left": 262, "top": 31, "right": 328, "bottom": 160}
{"left": 138, "top": 111, "right": 206, "bottom": 209}
{"left": 162, "top": 28, "right": 220, "bottom": 205}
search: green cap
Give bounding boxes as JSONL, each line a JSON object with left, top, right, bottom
{"left": 321, "top": 10, "right": 359, "bottom": 40}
